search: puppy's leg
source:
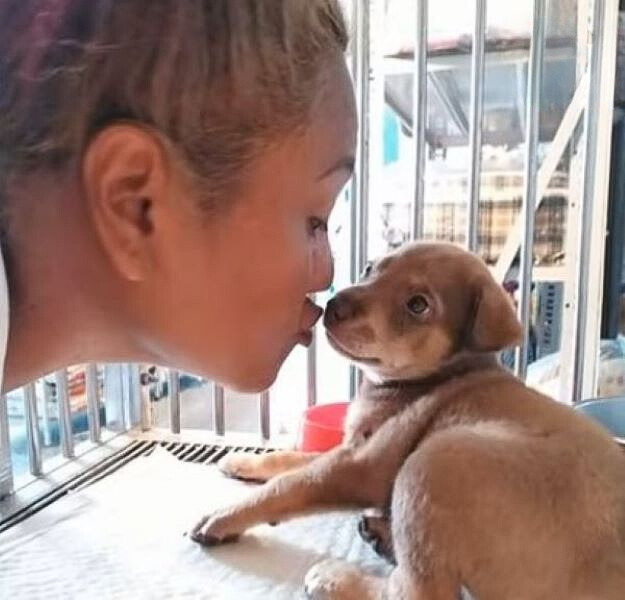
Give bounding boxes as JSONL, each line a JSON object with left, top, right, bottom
{"left": 219, "top": 450, "right": 321, "bottom": 483}
{"left": 191, "top": 401, "right": 436, "bottom": 545}
{"left": 191, "top": 445, "right": 371, "bottom": 545}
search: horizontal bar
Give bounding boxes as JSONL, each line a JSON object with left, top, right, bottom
{"left": 23, "top": 383, "right": 42, "bottom": 476}
{"left": 212, "top": 383, "right": 225, "bottom": 436}
{"left": 55, "top": 369, "right": 74, "bottom": 458}
{"left": 259, "top": 391, "right": 270, "bottom": 441}
{"left": 168, "top": 369, "right": 181, "bottom": 434}
{"left": 85, "top": 364, "right": 101, "bottom": 443}
{"left": 467, "top": 0, "right": 487, "bottom": 252}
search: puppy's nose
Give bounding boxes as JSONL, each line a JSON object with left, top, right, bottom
{"left": 325, "top": 295, "right": 359, "bottom": 327}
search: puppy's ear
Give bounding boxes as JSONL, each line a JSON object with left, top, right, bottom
{"left": 467, "top": 278, "right": 523, "bottom": 352}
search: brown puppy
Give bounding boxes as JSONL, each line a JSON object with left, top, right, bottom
{"left": 192, "top": 242, "right": 625, "bottom": 600}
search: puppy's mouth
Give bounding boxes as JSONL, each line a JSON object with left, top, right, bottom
{"left": 325, "top": 330, "right": 381, "bottom": 365}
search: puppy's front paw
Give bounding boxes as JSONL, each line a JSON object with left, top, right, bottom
{"left": 190, "top": 511, "right": 241, "bottom": 546}
{"left": 218, "top": 453, "right": 265, "bottom": 482}
{"left": 304, "top": 559, "right": 368, "bottom": 600}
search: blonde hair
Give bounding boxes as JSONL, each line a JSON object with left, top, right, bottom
{"left": 0, "top": 0, "right": 348, "bottom": 204}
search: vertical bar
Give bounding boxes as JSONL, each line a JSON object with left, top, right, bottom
{"left": 411, "top": 0, "right": 428, "bottom": 240}
{"left": 466, "top": 0, "right": 487, "bottom": 252}
{"left": 0, "top": 395, "right": 14, "bottom": 498}
{"left": 514, "top": 0, "right": 546, "bottom": 379}
{"left": 23, "top": 383, "right": 42, "bottom": 476}
{"left": 42, "top": 379, "right": 53, "bottom": 446}
{"left": 212, "top": 382, "right": 225, "bottom": 436}
{"left": 349, "top": 0, "right": 371, "bottom": 398}
{"left": 259, "top": 390, "right": 270, "bottom": 441}
{"left": 572, "top": 0, "right": 613, "bottom": 404}
{"left": 307, "top": 327, "right": 317, "bottom": 408}
{"left": 138, "top": 365, "right": 152, "bottom": 432}
{"left": 85, "top": 363, "right": 101, "bottom": 443}
{"left": 168, "top": 369, "right": 180, "bottom": 434}
{"left": 126, "top": 363, "right": 142, "bottom": 429}
{"left": 55, "top": 369, "right": 74, "bottom": 458}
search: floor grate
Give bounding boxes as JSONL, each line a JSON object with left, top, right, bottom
{"left": 0, "top": 440, "right": 272, "bottom": 534}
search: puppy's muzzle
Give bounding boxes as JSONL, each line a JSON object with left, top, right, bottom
{"left": 324, "top": 293, "right": 362, "bottom": 328}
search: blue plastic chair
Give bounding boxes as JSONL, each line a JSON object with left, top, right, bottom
{"left": 574, "top": 397, "right": 625, "bottom": 440}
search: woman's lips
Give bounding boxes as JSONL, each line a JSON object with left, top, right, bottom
{"left": 297, "top": 298, "right": 323, "bottom": 347}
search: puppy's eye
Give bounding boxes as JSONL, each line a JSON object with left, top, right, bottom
{"left": 406, "top": 295, "right": 429, "bottom": 315}
{"left": 361, "top": 262, "right": 374, "bottom": 280}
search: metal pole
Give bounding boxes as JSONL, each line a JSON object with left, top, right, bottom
{"left": 259, "top": 390, "right": 270, "bottom": 441}
{"left": 307, "top": 324, "right": 318, "bottom": 408}
{"left": 23, "top": 383, "right": 42, "bottom": 476}
{"left": 411, "top": 0, "right": 428, "bottom": 240}
{"left": 514, "top": 0, "right": 546, "bottom": 379}
{"left": 55, "top": 369, "right": 74, "bottom": 458}
{"left": 572, "top": 0, "right": 610, "bottom": 404}
{"left": 167, "top": 369, "right": 180, "bottom": 434}
{"left": 466, "top": 0, "right": 487, "bottom": 252}
{"left": 0, "top": 395, "right": 14, "bottom": 498}
{"left": 349, "top": 0, "right": 371, "bottom": 399}
{"left": 85, "top": 363, "right": 101, "bottom": 443}
{"left": 42, "top": 379, "right": 53, "bottom": 446}
{"left": 212, "top": 382, "right": 225, "bottom": 436}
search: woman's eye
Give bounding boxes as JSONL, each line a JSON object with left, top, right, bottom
{"left": 406, "top": 294, "right": 430, "bottom": 316}
{"left": 308, "top": 217, "right": 328, "bottom": 235}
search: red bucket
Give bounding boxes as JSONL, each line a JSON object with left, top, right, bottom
{"left": 297, "top": 402, "right": 348, "bottom": 452}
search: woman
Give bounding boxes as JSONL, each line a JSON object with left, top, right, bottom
{"left": 0, "top": 1, "right": 356, "bottom": 393}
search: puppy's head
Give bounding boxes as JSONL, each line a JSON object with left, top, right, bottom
{"left": 324, "top": 242, "right": 522, "bottom": 381}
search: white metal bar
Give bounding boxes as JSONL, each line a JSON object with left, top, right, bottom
{"left": 350, "top": 0, "right": 371, "bottom": 283}
{"left": 167, "top": 369, "right": 180, "bottom": 434}
{"left": 55, "top": 369, "right": 73, "bottom": 458}
{"left": 466, "top": 0, "right": 487, "bottom": 252}
{"left": 212, "top": 382, "right": 225, "bottom": 436}
{"left": 23, "top": 383, "right": 42, "bottom": 476}
{"left": 570, "top": 0, "right": 618, "bottom": 404}
{"left": 0, "top": 394, "right": 13, "bottom": 497}
{"left": 85, "top": 363, "right": 101, "bottom": 443}
{"left": 514, "top": 0, "right": 546, "bottom": 379}
{"left": 138, "top": 365, "right": 152, "bottom": 432}
{"left": 307, "top": 324, "right": 317, "bottom": 408}
{"left": 411, "top": 0, "right": 428, "bottom": 240}
{"left": 42, "top": 380, "right": 53, "bottom": 446}
{"left": 259, "top": 391, "right": 270, "bottom": 441}
{"left": 493, "top": 73, "right": 589, "bottom": 283}
{"left": 349, "top": 0, "right": 371, "bottom": 398}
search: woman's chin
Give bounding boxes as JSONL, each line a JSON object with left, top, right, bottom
{"left": 223, "top": 358, "right": 283, "bottom": 394}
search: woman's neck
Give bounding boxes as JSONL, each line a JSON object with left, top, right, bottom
{"left": 1, "top": 177, "right": 152, "bottom": 392}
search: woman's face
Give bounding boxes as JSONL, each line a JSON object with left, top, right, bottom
{"left": 147, "top": 60, "right": 357, "bottom": 391}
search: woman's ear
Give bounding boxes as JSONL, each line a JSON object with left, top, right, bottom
{"left": 467, "top": 277, "right": 523, "bottom": 352}
{"left": 81, "top": 124, "right": 168, "bottom": 282}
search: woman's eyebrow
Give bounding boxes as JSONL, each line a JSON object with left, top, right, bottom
{"left": 317, "top": 156, "right": 355, "bottom": 180}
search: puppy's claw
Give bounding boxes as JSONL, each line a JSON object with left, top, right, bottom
{"left": 189, "top": 513, "right": 241, "bottom": 547}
